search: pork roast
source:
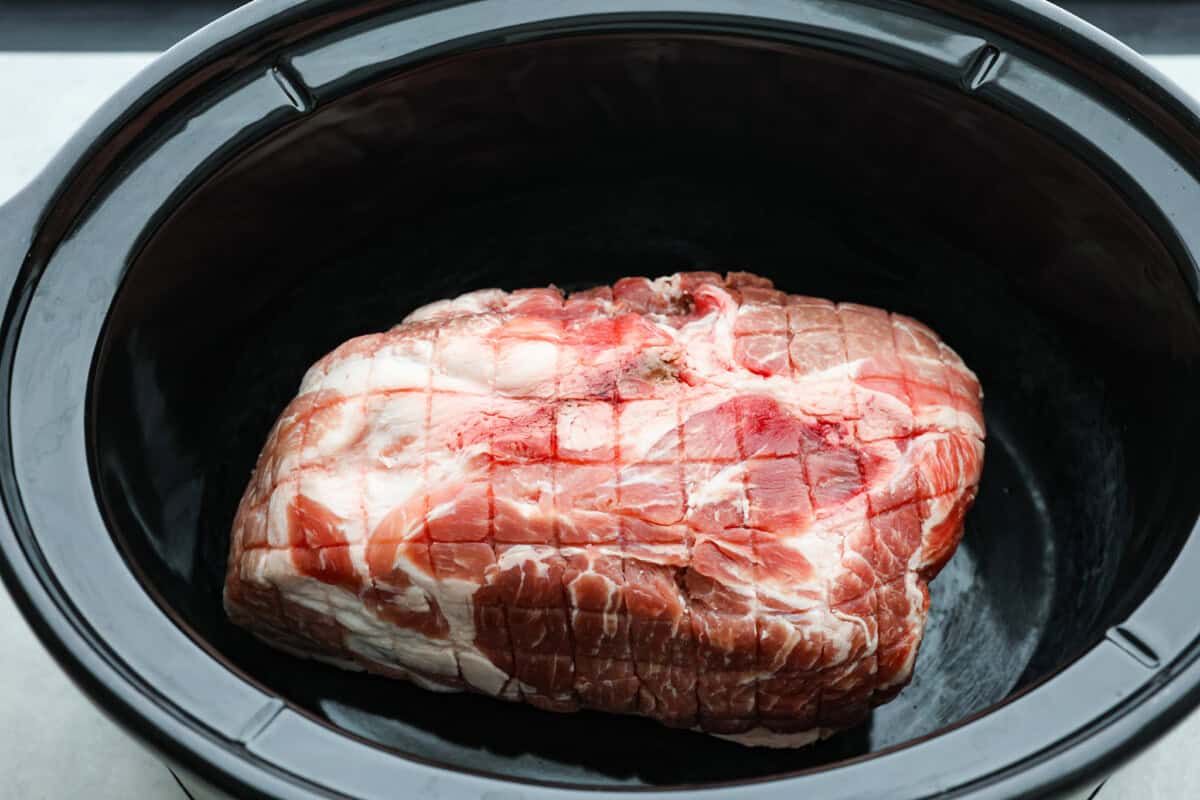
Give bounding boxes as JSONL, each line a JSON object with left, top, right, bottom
{"left": 224, "top": 271, "right": 984, "bottom": 747}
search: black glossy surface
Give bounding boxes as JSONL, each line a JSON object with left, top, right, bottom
{"left": 92, "top": 33, "right": 1198, "bottom": 786}
{"left": 4, "top": 2, "right": 1200, "bottom": 799}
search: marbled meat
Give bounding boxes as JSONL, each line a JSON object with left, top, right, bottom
{"left": 224, "top": 271, "right": 984, "bottom": 747}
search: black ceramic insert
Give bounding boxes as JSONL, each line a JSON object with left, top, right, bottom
{"left": 4, "top": 2, "right": 1200, "bottom": 799}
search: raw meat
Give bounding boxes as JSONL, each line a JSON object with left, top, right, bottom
{"left": 224, "top": 271, "right": 984, "bottom": 747}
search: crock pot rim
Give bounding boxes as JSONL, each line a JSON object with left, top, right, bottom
{"left": 2, "top": 2, "right": 1200, "bottom": 798}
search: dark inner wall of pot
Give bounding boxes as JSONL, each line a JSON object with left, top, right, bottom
{"left": 91, "top": 34, "right": 1200, "bottom": 786}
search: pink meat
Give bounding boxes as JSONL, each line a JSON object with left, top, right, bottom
{"left": 224, "top": 271, "right": 984, "bottom": 747}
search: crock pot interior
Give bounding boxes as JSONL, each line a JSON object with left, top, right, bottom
{"left": 90, "top": 32, "right": 1200, "bottom": 786}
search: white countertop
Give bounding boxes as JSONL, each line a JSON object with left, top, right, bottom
{"left": 2, "top": 43, "right": 1200, "bottom": 800}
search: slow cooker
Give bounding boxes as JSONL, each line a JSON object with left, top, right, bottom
{"left": 3, "top": 1, "right": 1200, "bottom": 797}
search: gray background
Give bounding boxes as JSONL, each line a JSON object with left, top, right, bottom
{"left": 1, "top": 2, "right": 1199, "bottom": 797}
